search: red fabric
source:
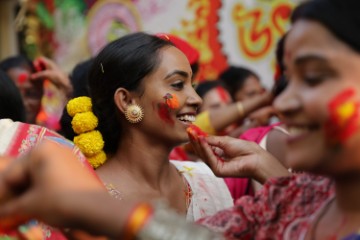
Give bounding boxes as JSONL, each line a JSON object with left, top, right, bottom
{"left": 156, "top": 33, "right": 200, "bottom": 65}
{"left": 169, "top": 147, "right": 189, "bottom": 161}
{"left": 198, "top": 174, "right": 334, "bottom": 239}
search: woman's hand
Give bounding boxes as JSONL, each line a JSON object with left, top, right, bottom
{"left": 31, "top": 57, "right": 73, "bottom": 98}
{"left": 188, "top": 132, "right": 290, "bottom": 183}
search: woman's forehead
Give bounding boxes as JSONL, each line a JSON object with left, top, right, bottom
{"left": 285, "top": 20, "right": 354, "bottom": 66}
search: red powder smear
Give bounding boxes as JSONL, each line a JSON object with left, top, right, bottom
{"left": 17, "top": 73, "right": 28, "bottom": 84}
{"left": 163, "top": 93, "right": 179, "bottom": 109}
{"left": 33, "top": 58, "right": 46, "bottom": 72}
{"left": 216, "top": 86, "right": 231, "bottom": 103}
{"left": 158, "top": 103, "right": 174, "bottom": 125}
{"left": 325, "top": 88, "right": 360, "bottom": 144}
{"left": 186, "top": 124, "right": 208, "bottom": 137}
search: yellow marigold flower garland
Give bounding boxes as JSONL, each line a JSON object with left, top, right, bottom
{"left": 67, "top": 97, "right": 106, "bottom": 169}
{"left": 72, "top": 112, "right": 98, "bottom": 134}
{"left": 67, "top": 96, "right": 92, "bottom": 117}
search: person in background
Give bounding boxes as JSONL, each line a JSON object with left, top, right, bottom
{"left": 227, "top": 34, "right": 290, "bottom": 199}
{"left": 220, "top": 66, "right": 264, "bottom": 102}
{"left": 196, "top": 80, "right": 232, "bottom": 113}
{"left": 0, "top": 70, "right": 26, "bottom": 122}
{"left": 0, "top": 55, "right": 72, "bottom": 128}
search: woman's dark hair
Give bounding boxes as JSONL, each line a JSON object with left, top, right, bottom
{"left": 59, "top": 58, "right": 93, "bottom": 140}
{"left": 0, "top": 70, "right": 26, "bottom": 121}
{"left": 290, "top": 0, "right": 360, "bottom": 54}
{"left": 0, "top": 55, "right": 35, "bottom": 73}
{"left": 272, "top": 34, "right": 288, "bottom": 97}
{"left": 219, "top": 66, "right": 260, "bottom": 100}
{"left": 88, "top": 32, "right": 173, "bottom": 154}
{"left": 195, "top": 80, "right": 225, "bottom": 99}
{"left": 70, "top": 58, "right": 93, "bottom": 98}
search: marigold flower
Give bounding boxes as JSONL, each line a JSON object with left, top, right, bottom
{"left": 74, "top": 130, "right": 104, "bottom": 156}
{"left": 87, "top": 150, "right": 107, "bottom": 169}
{"left": 72, "top": 112, "right": 98, "bottom": 134}
{"left": 67, "top": 96, "right": 92, "bottom": 117}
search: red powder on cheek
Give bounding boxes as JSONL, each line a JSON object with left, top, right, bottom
{"left": 325, "top": 88, "right": 360, "bottom": 144}
{"left": 17, "top": 73, "right": 28, "bottom": 85}
{"left": 164, "top": 93, "right": 179, "bottom": 109}
{"left": 216, "top": 87, "right": 230, "bottom": 103}
{"left": 158, "top": 103, "right": 174, "bottom": 125}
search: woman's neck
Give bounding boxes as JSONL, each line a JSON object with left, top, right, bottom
{"left": 106, "top": 133, "right": 176, "bottom": 190}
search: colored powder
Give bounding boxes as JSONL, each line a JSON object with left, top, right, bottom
{"left": 325, "top": 88, "right": 360, "bottom": 144}
{"left": 158, "top": 103, "right": 174, "bottom": 125}
{"left": 163, "top": 93, "right": 179, "bottom": 109}
{"left": 17, "top": 73, "right": 28, "bottom": 85}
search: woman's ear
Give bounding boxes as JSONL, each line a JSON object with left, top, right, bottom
{"left": 114, "top": 88, "right": 134, "bottom": 114}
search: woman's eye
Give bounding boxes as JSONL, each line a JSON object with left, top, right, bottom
{"left": 303, "top": 74, "right": 328, "bottom": 86}
{"left": 171, "top": 81, "right": 185, "bottom": 90}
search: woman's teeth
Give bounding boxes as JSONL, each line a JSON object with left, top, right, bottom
{"left": 177, "top": 115, "right": 196, "bottom": 123}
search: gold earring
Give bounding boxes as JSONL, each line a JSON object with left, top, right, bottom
{"left": 125, "top": 104, "right": 144, "bottom": 123}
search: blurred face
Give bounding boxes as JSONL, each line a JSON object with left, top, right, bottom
{"left": 234, "top": 75, "right": 263, "bottom": 101}
{"left": 199, "top": 86, "right": 232, "bottom": 112}
{"left": 7, "top": 66, "right": 43, "bottom": 123}
{"left": 274, "top": 20, "right": 360, "bottom": 175}
{"left": 136, "top": 46, "right": 202, "bottom": 146}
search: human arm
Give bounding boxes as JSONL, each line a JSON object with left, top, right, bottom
{"left": 187, "top": 133, "right": 290, "bottom": 184}
{"left": 0, "top": 140, "right": 220, "bottom": 240}
{"left": 31, "top": 57, "right": 73, "bottom": 98}
{"left": 195, "top": 92, "right": 272, "bottom": 134}
{"left": 209, "top": 92, "right": 272, "bottom": 131}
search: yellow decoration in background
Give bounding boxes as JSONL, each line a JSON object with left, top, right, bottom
{"left": 72, "top": 111, "right": 98, "bottom": 134}
{"left": 67, "top": 96, "right": 92, "bottom": 117}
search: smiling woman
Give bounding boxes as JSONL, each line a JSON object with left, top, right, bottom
{"left": 79, "top": 32, "right": 233, "bottom": 220}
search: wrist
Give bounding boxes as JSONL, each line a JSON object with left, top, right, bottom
{"left": 123, "top": 203, "right": 154, "bottom": 240}
{"left": 255, "top": 153, "right": 290, "bottom": 184}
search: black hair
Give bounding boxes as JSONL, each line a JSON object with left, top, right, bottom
{"left": 219, "top": 66, "right": 260, "bottom": 101}
{"left": 290, "top": 0, "right": 360, "bottom": 54}
{"left": 190, "top": 62, "right": 199, "bottom": 78}
{"left": 88, "top": 32, "right": 174, "bottom": 154}
{"left": 59, "top": 58, "right": 93, "bottom": 140}
{"left": 0, "top": 70, "right": 26, "bottom": 121}
{"left": 195, "top": 80, "right": 225, "bottom": 99}
{"left": 272, "top": 34, "right": 288, "bottom": 97}
{"left": 0, "top": 55, "right": 35, "bottom": 73}
{"left": 70, "top": 58, "right": 93, "bottom": 98}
